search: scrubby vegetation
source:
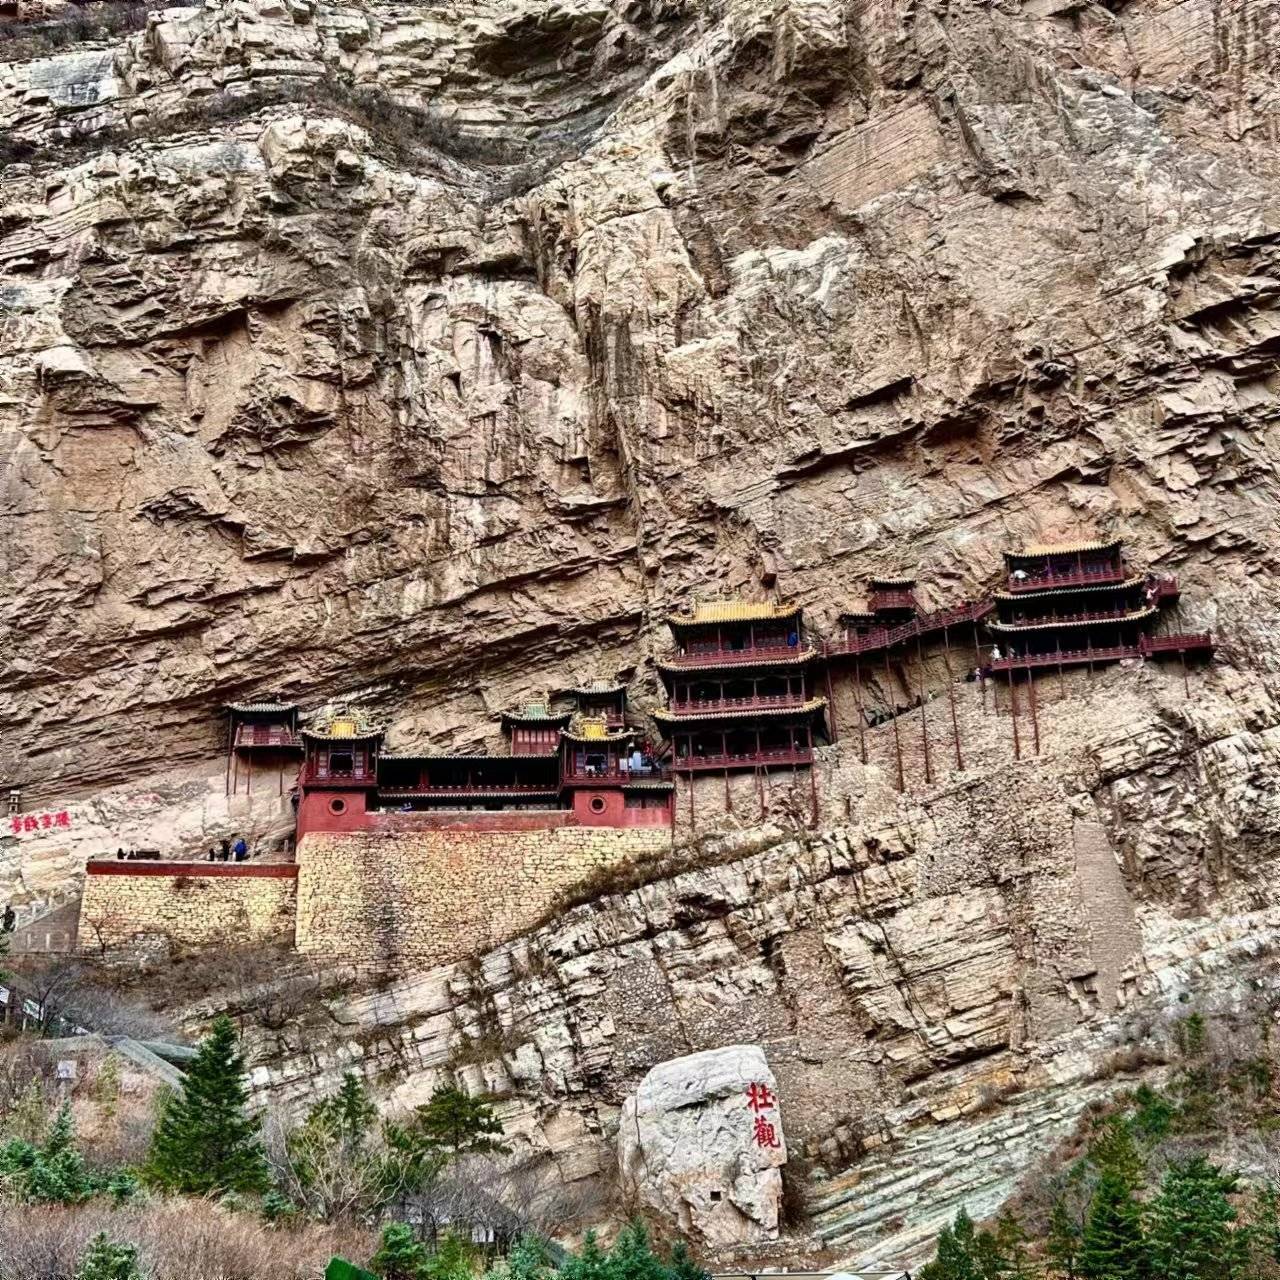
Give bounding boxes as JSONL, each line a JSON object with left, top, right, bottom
{"left": 0, "top": 1006, "right": 624, "bottom": 1280}
{"left": 919, "top": 1009, "right": 1280, "bottom": 1279}
{"left": 0, "top": 1, "right": 167, "bottom": 61}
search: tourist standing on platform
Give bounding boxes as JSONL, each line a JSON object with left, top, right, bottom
{"left": 219, "top": 838, "right": 231, "bottom": 862}
{"left": 232, "top": 837, "right": 248, "bottom": 862}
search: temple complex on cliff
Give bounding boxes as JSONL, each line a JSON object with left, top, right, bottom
{"left": 219, "top": 537, "right": 1213, "bottom": 839}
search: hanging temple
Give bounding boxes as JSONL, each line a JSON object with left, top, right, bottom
{"left": 222, "top": 538, "right": 1213, "bottom": 840}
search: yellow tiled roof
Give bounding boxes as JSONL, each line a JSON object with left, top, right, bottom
{"left": 668, "top": 600, "right": 801, "bottom": 626}
{"left": 1011, "top": 538, "right": 1120, "bottom": 557}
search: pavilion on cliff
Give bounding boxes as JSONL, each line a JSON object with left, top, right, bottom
{"left": 988, "top": 540, "right": 1214, "bottom": 675}
{"left": 297, "top": 706, "right": 384, "bottom": 832}
{"left": 570, "top": 680, "right": 628, "bottom": 729}
{"left": 225, "top": 701, "right": 303, "bottom": 797}
{"left": 655, "top": 601, "right": 827, "bottom": 772}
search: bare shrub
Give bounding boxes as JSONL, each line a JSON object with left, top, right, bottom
{"left": 394, "top": 1150, "right": 600, "bottom": 1247}
{"left": 0, "top": 1199, "right": 377, "bottom": 1280}
{"left": 10, "top": 954, "right": 174, "bottom": 1040}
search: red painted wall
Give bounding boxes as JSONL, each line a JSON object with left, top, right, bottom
{"left": 570, "top": 788, "right": 672, "bottom": 828}
{"left": 85, "top": 861, "right": 298, "bottom": 879}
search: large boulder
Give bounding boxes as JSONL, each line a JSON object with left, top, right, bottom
{"left": 617, "top": 1044, "right": 787, "bottom": 1245}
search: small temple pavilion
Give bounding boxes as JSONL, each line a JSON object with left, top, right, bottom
{"left": 225, "top": 700, "right": 303, "bottom": 796}
{"left": 654, "top": 601, "right": 827, "bottom": 772}
{"left": 297, "top": 706, "right": 384, "bottom": 831}
{"left": 570, "top": 680, "right": 627, "bottom": 729}
{"left": 989, "top": 540, "right": 1213, "bottom": 673}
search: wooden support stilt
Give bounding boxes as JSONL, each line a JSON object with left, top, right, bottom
{"left": 231, "top": 751, "right": 239, "bottom": 798}
{"left": 886, "top": 651, "right": 905, "bottom": 793}
{"left": 808, "top": 762, "right": 819, "bottom": 826}
{"left": 1010, "top": 673, "right": 1022, "bottom": 760}
{"left": 1057, "top": 654, "right": 1065, "bottom": 703}
{"left": 225, "top": 745, "right": 232, "bottom": 798}
{"left": 973, "top": 622, "right": 987, "bottom": 714}
{"left": 245, "top": 757, "right": 251, "bottom": 796}
{"left": 943, "top": 629, "right": 963, "bottom": 771}
{"left": 854, "top": 660, "right": 868, "bottom": 765}
{"left": 915, "top": 635, "right": 933, "bottom": 786}
{"left": 1027, "top": 664, "right": 1040, "bottom": 755}
{"left": 724, "top": 768, "right": 732, "bottom": 814}
{"left": 756, "top": 766, "right": 766, "bottom": 820}
{"left": 1181, "top": 649, "right": 1190, "bottom": 698}
{"left": 824, "top": 662, "right": 839, "bottom": 744}
{"left": 688, "top": 772, "right": 696, "bottom": 834}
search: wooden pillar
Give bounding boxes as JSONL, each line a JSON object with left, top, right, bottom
{"left": 1010, "top": 671, "right": 1022, "bottom": 760}
{"left": 756, "top": 765, "right": 766, "bottom": 819}
{"left": 885, "top": 651, "right": 905, "bottom": 793}
{"left": 225, "top": 720, "right": 233, "bottom": 797}
{"left": 1027, "top": 664, "right": 1040, "bottom": 755}
{"left": 973, "top": 622, "right": 987, "bottom": 714}
{"left": 724, "top": 768, "right": 732, "bottom": 813}
{"left": 808, "top": 750, "right": 819, "bottom": 826}
{"left": 1181, "top": 648, "right": 1190, "bottom": 698}
{"left": 854, "top": 659, "right": 868, "bottom": 765}
{"left": 688, "top": 770, "right": 696, "bottom": 834}
{"left": 915, "top": 635, "right": 933, "bottom": 785}
{"left": 824, "top": 661, "right": 839, "bottom": 742}
{"left": 943, "top": 629, "right": 963, "bottom": 771}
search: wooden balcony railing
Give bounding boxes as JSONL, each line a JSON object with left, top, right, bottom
{"left": 669, "top": 693, "right": 807, "bottom": 715}
{"left": 562, "top": 765, "right": 673, "bottom": 784}
{"left": 673, "top": 747, "right": 813, "bottom": 772}
{"left": 665, "top": 644, "right": 814, "bottom": 669}
{"left": 379, "top": 785, "right": 559, "bottom": 798}
{"left": 998, "top": 607, "right": 1148, "bottom": 628}
{"left": 825, "top": 600, "right": 994, "bottom": 659}
{"left": 1006, "top": 564, "right": 1127, "bottom": 593}
{"left": 235, "top": 726, "right": 302, "bottom": 749}
{"left": 987, "top": 633, "right": 1212, "bottom": 673}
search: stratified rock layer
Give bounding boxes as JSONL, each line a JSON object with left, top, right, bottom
{"left": 4, "top": 0, "right": 1280, "bottom": 1264}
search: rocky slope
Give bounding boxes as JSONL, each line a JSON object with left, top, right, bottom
{"left": 4, "top": 0, "right": 1280, "bottom": 1264}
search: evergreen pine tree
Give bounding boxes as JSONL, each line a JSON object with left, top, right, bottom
{"left": 22, "top": 1102, "right": 94, "bottom": 1204}
{"left": 1147, "top": 1157, "right": 1245, "bottom": 1280}
{"left": 1249, "top": 1183, "right": 1280, "bottom": 1274}
{"left": 560, "top": 1231, "right": 610, "bottom": 1280}
{"left": 423, "top": 1231, "right": 475, "bottom": 1280}
{"left": 1078, "top": 1170, "right": 1148, "bottom": 1280}
{"left": 1047, "top": 1194, "right": 1083, "bottom": 1279}
{"left": 371, "top": 1223, "right": 429, "bottom": 1280}
{"left": 667, "top": 1241, "right": 710, "bottom": 1280}
{"left": 605, "top": 1221, "right": 669, "bottom": 1280}
{"left": 1087, "top": 1116, "right": 1144, "bottom": 1191}
{"left": 145, "top": 1013, "right": 268, "bottom": 1195}
{"left": 918, "top": 1210, "right": 982, "bottom": 1280}
{"left": 410, "top": 1085, "right": 509, "bottom": 1159}
{"left": 76, "top": 1232, "right": 141, "bottom": 1280}
{"left": 503, "top": 1235, "right": 553, "bottom": 1280}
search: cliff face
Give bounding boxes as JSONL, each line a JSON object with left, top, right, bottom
{"left": 4, "top": 0, "right": 1280, "bottom": 1262}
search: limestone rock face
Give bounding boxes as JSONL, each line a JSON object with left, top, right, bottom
{"left": 618, "top": 1045, "right": 787, "bottom": 1245}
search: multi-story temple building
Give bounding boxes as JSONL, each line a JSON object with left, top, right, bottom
{"left": 294, "top": 695, "right": 673, "bottom": 838}
{"left": 652, "top": 601, "right": 827, "bottom": 773}
{"left": 988, "top": 540, "right": 1213, "bottom": 673}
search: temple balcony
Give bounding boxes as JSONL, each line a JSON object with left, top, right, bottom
{"left": 994, "top": 605, "right": 1153, "bottom": 630}
{"left": 662, "top": 643, "right": 816, "bottom": 670}
{"left": 300, "top": 766, "right": 377, "bottom": 787}
{"left": 673, "top": 746, "right": 813, "bottom": 772}
{"left": 670, "top": 692, "right": 808, "bottom": 715}
{"left": 1005, "top": 563, "right": 1128, "bottom": 593}
{"left": 235, "top": 725, "right": 302, "bottom": 750}
{"left": 378, "top": 786, "right": 560, "bottom": 800}
{"left": 987, "top": 632, "right": 1212, "bottom": 673}
{"left": 871, "top": 589, "right": 916, "bottom": 611}
{"left": 562, "top": 764, "right": 674, "bottom": 784}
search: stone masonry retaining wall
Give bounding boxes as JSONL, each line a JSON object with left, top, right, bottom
{"left": 295, "top": 826, "right": 672, "bottom": 966}
{"left": 79, "top": 862, "right": 298, "bottom": 953}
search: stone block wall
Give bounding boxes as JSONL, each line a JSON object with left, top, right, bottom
{"left": 79, "top": 862, "right": 298, "bottom": 953}
{"left": 295, "top": 826, "right": 672, "bottom": 967}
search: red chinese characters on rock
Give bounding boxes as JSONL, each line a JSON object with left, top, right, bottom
{"left": 746, "top": 1081, "right": 781, "bottom": 1149}
{"left": 8, "top": 810, "right": 71, "bottom": 837}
